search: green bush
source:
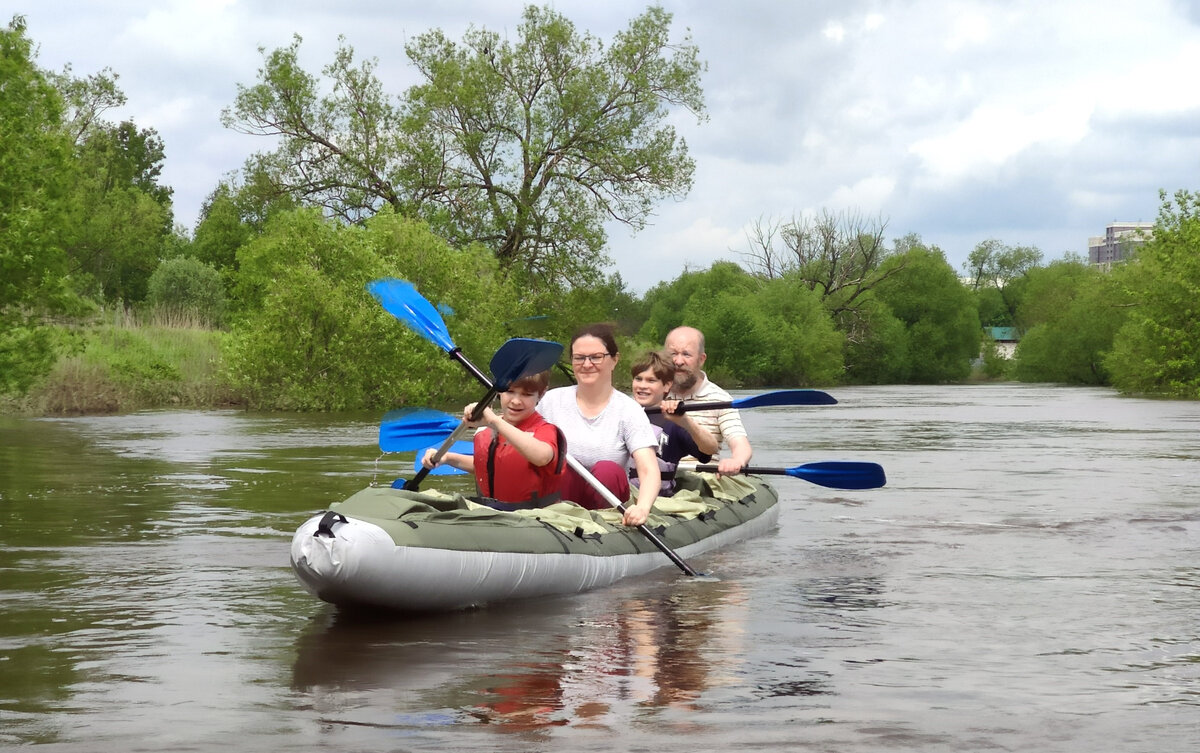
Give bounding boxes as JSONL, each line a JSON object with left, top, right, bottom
{"left": 145, "top": 257, "right": 226, "bottom": 326}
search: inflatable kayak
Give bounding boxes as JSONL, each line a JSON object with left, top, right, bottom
{"left": 290, "top": 471, "right": 779, "bottom": 612}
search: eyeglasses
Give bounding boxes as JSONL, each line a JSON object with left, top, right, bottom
{"left": 571, "top": 353, "right": 611, "bottom": 365}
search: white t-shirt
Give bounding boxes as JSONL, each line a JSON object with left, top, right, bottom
{"left": 537, "top": 386, "right": 657, "bottom": 470}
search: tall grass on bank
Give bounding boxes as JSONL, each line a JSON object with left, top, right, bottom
{"left": 18, "top": 309, "right": 243, "bottom": 415}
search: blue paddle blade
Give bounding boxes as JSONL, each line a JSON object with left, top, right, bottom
{"left": 488, "top": 337, "right": 563, "bottom": 389}
{"left": 414, "top": 441, "right": 474, "bottom": 475}
{"left": 692, "top": 461, "right": 886, "bottom": 489}
{"left": 787, "top": 461, "right": 886, "bottom": 489}
{"left": 367, "top": 278, "right": 456, "bottom": 353}
{"left": 732, "top": 390, "right": 837, "bottom": 408}
{"left": 379, "top": 408, "right": 461, "bottom": 452}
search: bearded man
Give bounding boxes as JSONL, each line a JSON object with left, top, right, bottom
{"left": 663, "top": 326, "right": 753, "bottom": 475}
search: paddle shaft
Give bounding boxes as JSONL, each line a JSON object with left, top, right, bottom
{"left": 644, "top": 399, "right": 739, "bottom": 414}
{"left": 563, "top": 455, "right": 699, "bottom": 577}
{"left": 448, "top": 347, "right": 490, "bottom": 386}
{"left": 643, "top": 388, "right": 835, "bottom": 414}
{"left": 689, "top": 462, "right": 886, "bottom": 489}
{"left": 697, "top": 464, "right": 786, "bottom": 476}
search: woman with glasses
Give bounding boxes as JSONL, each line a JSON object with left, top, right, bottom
{"left": 536, "top": 323, "right": 662, "bottom": 527}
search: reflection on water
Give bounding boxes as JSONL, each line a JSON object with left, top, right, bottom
{"left": 2, "top": 385, "right": 1199, "bottom": 752}
{"left": 291, "top": 578, "right": 750, "bottom": 733}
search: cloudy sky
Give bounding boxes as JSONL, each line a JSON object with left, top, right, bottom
{"left": 19, "top": 0, "right": 1200, "bottom": 291}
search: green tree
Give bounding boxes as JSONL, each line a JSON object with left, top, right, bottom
{"left": 840, "top": 296, "right": 908, "bottom": 384}
{"left": 1012, "top": 258, "right": 1124, "bottom": 384}
{"left": 636, "top": 262, "right": 841, "bottom": 387}
{"left": 60, "top": 162, "right": 171, "bottom": 303}
{"left": 963, "top": 238, "right": 1042, "bottom": 326}
{"left": 191, "top": 183, "right": 254, "bottom": 293}
{"left": 223, "top": 5, "right": 706, "bottom": 287}
{"left": 638, "top": 262, "right": 760, "bottom": 345}
{"left": 542, "top": 273, "right": 647, "bottom": 340}
{"left": 741, "top": 210, "right": 901, "bottom": 314}
{"left": 745, "top": 277, "right": 843, "bottom": 386}
{"left": 1105, "top": 190, "right": 1200, "bottom": 398}
{"left": 49, "top": 60, "right": 175, "bottom": 303}
{"left": 1, "top": 16, "right": 72, "bottom": 311}
{"left": 0, "top": 16, "right": 80, "bottom": 392}
{"left": 874, "top": 246, "right": 979, "bottom": 382}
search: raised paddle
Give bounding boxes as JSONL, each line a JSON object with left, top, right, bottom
{"left": 643, "top": 389, "right": 836, "bottom": 414}
{"left": 367, "top": 278, "right": 492, "bottom": 385}
{"left": 687, "top": 461, "right": 887, "bottom": 490}
{"left": 402, "top": 337, "right": 563, "bottom": 491}
{"left": 369, "top": 277, "right": 701, "bottom": 577}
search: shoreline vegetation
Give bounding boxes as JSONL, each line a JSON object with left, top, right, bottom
{"left": 1, "top": 312, "right": 242, "bottom": 417}
{"left": 1, "top": 313, "right": 1007, "bottom": 419}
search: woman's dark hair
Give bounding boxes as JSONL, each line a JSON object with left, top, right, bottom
{"left": 570, "top": 322, "right": 619, "bottom": 357}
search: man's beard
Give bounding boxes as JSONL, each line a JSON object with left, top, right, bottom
{"left": 673, "top": 370, "right": 698, "bottom": 393}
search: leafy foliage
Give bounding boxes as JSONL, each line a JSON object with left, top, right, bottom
{"left": 1104, "top": 190, "right": 1200, "bottom": 398}
{"left": 145, "top": 257, "right": 227, "bottom": 327}
{"left": 1011, "top": 258, "right": 1123, "bottom": 384}
{"left": 638, "top": 263, "right": 842, "bottom": 387}
{"left": 873, "top": 246, "right": 980, "bottom": 382}
{"left": 223, "top": 5, "right": 706, "bottom": 288}
{"left": 48, "top": 61, "right": 176, "bottom": 303}
{"left": 840, "top": 296, "right": 909, "bottom": 384}
{"left": 0, "top": 16, "right": 73, "bottom": 313}
{"left": 0, "top": 16, "right": 79, "bottom": 392}
{"left": 963, "top": 238, "right": 1042, "bottom": 328}
{"left": 224, "top": 208, "right": 526, "bottom": 411}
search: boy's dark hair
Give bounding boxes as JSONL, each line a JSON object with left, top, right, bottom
{"left": 506, "top": 370, "right": 551, "bottom": 394}
{"left": 631, "top": 350, "right": 674, "bottom": 383}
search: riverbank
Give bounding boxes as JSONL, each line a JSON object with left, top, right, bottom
{"left": 1, "top": 319, "right": 243, "bottom": 416}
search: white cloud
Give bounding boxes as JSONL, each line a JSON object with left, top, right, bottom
{"left": 822, "top": 22, "right": 846, "bottom": 43}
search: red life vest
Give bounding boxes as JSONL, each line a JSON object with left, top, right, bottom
{"left": 472, "top": 412, "right": 565, "bottom": 505}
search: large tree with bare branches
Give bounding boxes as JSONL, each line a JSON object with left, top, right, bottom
{"left": 739, "top": 209, "right": 906, "bottom": 316}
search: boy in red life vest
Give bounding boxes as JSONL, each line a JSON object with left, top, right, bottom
{"left": 421, "top": 370, "right": 565, "bottom": 508}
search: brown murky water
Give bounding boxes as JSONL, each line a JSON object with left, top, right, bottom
{"left": 1, "top": 384, "right": 1197, "bottom": 751}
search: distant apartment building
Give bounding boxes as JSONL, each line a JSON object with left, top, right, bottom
{"left": 1088, "top": 222, "right": 1154, "bottom": 265}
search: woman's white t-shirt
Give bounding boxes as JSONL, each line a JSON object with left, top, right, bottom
{"left": 536, "top": 386, "right": 657, "bottom": 470}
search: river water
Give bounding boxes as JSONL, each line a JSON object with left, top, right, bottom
{"left": 0, "top": 384, "right": 1196, "bottom": 752}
